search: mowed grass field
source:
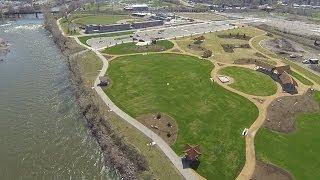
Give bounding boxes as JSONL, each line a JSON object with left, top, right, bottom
{"left": 219, "top": 66, "right": 277, "bottom": 96}
{"left": 72, "top": 15, "right": 131, "bottom": 25}
{"left": 105, "top": 53, "right": 259, "bottom": 179}
{"left": 255, "top": 91, "right": 320, "bottom": 179}
{"left": 175, "top": 27, "right": 273, "bottom": 64}
{"left": 102, "top": 40, "right": 174, "bottom": 55}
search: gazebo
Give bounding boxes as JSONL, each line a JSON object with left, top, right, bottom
{"left": 184, "top": 144, "right": 201, "bottom": 161}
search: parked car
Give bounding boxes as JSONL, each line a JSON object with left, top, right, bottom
{"left": 302, "top": 59, "right": 319, "bottom": 64}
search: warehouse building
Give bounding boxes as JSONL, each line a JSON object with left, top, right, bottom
{"left": 131, "top": 20, "right": 164, "bottom": 29}
{"left": 85, "top": 23, "right": 131, "bottom": 34}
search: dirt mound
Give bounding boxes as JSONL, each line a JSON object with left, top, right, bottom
{"left": 263, "top": 90, "right": 319, "bottom": 133}
{"left": 262, "top": 38, "right": 303, "bottom": 55}
{"left": 136, "top": 113, "right": 178, "bottom": 145}
{"left": 251, "top": 160, "right": 292, "bottom": 180}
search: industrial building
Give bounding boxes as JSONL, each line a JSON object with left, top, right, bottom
{"left": 124, "top": 4, "right": 148, "bottom": 11}
{"left": 85, "top": 23, "right": 131, "bottom": 34}
{"left": 84, "top": 20, "right": 164, "bottom": 34}
{"left": 131, "top": 20, "right": 164, "bottom": 29}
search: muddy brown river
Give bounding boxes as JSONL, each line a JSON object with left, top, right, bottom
{"left": 0, "top": 16, "right": 119, "bottom": 179}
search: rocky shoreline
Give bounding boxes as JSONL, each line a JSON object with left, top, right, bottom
{"left": 42, "top": 10, "right": 148, "bottom": 180}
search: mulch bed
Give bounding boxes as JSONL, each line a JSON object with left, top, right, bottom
{"left": 187, "top": 43, "right": 206, "bottom": 52}
{"left": 136, "top": 113, "right": 178, "bottom": 145}
{"left": 263, "top": 90, "right": 320, "bottom": 133}
{"left": 251, "top": 160, "right": 293, "bottom": 180}
{"left": 221, "top": 44, "right": 250, "bottom": 53}
{"left": 217, "top": 34, "right": 252, "bottom": 41}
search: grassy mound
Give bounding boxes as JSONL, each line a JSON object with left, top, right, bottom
{"left": 105, "top": 53, "right": 258, "bottom": 179}
{"left": 102, "top": 40, "right": 174, "bottom": 55}
{"left": 255, "top": 91, "right": 320, "bottom": 179}
{"left": 219, "top": 66, "right": 277, "bottom": 96}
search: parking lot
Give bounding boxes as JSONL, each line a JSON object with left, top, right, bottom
{"left": 87, "top": 20, "right": 247, "bottom": 50}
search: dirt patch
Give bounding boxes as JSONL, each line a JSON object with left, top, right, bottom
{"left": 261, "top": 38, "right": 305, "bottom": 56}
{"left": 254, "top": 52, "right": 267, "bottom": 58}
{"left": 255, "top": 24, "right": 320, "bottom": 51}
{"left": 136, "top": 113, "right": 178, "bottom": 145}
{"left": 103, "top": 54, "right": 114, "bottom": 61}
{"left": 221, "top": 44, "right": 250, "bottom": 53}
{"left": 264, "top": 90, "right": 320, "bottom": 133}
{"left": 217, "top": 33, "right": 252, "bottom": 41}
{"left": 234, "top": 58, "right": 261, "bottom": 65}
{"left": 251, "top": 160, "right": 292, "bottom": 180}
{"left": 187, "top": 43, "right": 206, "bottom": 52}
{"left": 134, "top": 44, "right": 167, "bottom": 52}
{"left": 170, "top": 48, "right": 182, "bottom": 53}
{"left": 262, "top": 38, "right": 320, "bottom": 73}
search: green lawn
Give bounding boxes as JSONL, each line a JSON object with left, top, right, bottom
{"left": 255, "top": 91, "right": 320, "bottom": 180}
{"left": 291, "top": 70, "right": 314, "bottom": 86}
{"left": 219, "top": 66, "right": 277, "bottom": 96}
{"left": 102, "top": 40, "right": 174, "bottom": 55}
{"left": 78, "top": 31, "right": 134, "bottom": 46}
{"left": 73, "top": 15, "right": 131, "bottom": 25}
{"left": 105, "top": 53, "right": 259, "bottom": 179}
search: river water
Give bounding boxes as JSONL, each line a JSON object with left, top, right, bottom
{"left": 0, "top": 16, "right": 117, "bottom": 179}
